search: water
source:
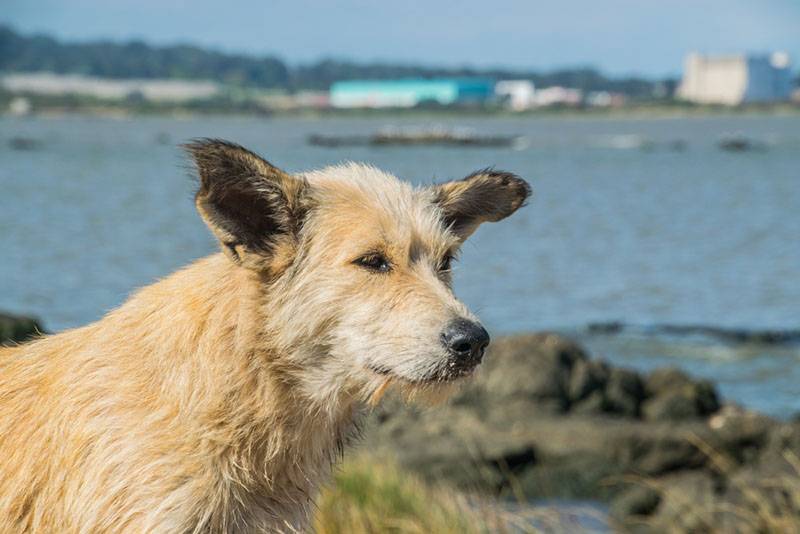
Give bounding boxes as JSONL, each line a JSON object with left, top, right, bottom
{"left": 1, "top": 114, "right": 799, "bottom": 416}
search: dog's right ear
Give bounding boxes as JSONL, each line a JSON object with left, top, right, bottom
{"left": 184, "top": 138, "right": 308, "bottom": 271}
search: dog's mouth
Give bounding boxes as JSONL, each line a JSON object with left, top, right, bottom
{"left": 366, "top": 360, "right": 478, "bottom": 385}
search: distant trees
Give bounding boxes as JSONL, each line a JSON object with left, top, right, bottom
{"left": 0, "top": 25, "right": 661, "bottom": 96}
{"left": 0, "top": 26, "right": 289, "bottom": 88}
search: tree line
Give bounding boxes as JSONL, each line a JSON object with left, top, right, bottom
{"left": 0, "top": 25, "right": 663, "bottom": 96}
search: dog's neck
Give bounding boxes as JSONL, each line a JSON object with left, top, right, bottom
{"left": 125, "top": 252, "right": 357, "bottom": 414}
{"left": 212, "top": 252, "right": 363, "bottom": 428}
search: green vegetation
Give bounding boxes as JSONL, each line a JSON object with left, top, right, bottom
{"left": 0, "top": 26, "right": 289, "bottom": 88}
{"left": 314, "top": 455, "right": 549, "bottom": 534}
{"left": 0, "top": 25, "right": 666, "bottom": 96}
{"left": 0, "top": 88, "right": 274, "bottom": 116}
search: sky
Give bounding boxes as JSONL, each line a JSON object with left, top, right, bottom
{"left": 3, "top": 0, "right": 799, "bottom": 78}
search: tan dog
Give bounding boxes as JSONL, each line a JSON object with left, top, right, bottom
{"left": 0, "top": 140, "right": 530, "bottom": 533}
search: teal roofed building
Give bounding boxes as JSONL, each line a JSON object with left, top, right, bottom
{"left": 329, "top": 79, "right": 494, "bottom": 108}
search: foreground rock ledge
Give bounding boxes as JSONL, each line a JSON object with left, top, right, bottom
{"left": 365, "top": 333, "right": 800, "bottom": 532}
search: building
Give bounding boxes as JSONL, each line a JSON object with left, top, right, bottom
{"left": 329, "top": 79, "right": 494, "bottom": 108}
{"left": 531, "top": 86, "right": 583, "bottom": 107}
{"left": 677, "top": 52, "right": 793, "bottom": 105}
{"left": 586, "top": 91, "right": 626, "bottom": 107}
{"left": 495, "top": 80, "right": 535, "bottom": 110}
{"left": 1, "top": 73, "right": 221, "bottom": 102}
{"left": 256, "top": 91, "right": 329, "bottom": 111}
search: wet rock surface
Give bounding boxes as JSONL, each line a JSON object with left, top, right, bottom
{"left": 0, "top": 312, "right": 46, "bottom": 345}
{"left": 365, "top": 333, "right": 799, "bottom": 531}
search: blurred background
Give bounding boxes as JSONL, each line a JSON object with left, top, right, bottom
{"left": 1, "top": 1, "right": 799, "bottom": 531}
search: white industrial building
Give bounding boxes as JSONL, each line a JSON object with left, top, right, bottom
{"left": 531, "top": 86, "right": 582, "bottom": 107}
{"left": 1, "top": 73, "right": 221, "bottom": 102}
{"left": 677, "top": 52, "right": 793, "bottom": 105}
{"left": 495, "top": 81, "right": 585, "bottom": 110}
{"left": 495, "top": 80, "right": 535, "bottom": 110}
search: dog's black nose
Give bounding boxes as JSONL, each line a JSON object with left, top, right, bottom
{"left": 441, "top": 319, "right": 490, "bottom": 364}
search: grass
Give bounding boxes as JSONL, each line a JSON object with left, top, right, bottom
{"left": 314, "top": 456, "right": 499, "bottom": 534}
{"left": 314, "top": 455, "right": 569, "bottom": 534}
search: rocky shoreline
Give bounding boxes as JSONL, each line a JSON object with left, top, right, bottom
{"left": 366, "top": 334, "right": 800, "bottom": 531}
{"left": 587, "top": 321, "right": 800, "bottom": 345}
{"left": 3, "top": 314, "right": 797, "bottom": 531}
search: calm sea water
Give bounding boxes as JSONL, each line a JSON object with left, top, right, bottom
{"left": 1, "top": 114, "right": 798, "bottom": 416}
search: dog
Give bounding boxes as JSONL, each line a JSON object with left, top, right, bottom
{"left": 0, "top": 139, "right": 530, "bottom": 533}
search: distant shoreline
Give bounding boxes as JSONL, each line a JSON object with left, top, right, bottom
{"left": 2, "top": 99, "right": 799, "bottom": 121}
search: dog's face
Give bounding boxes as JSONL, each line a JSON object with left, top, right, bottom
{"left": 186, "top": 139, "right": 530, "bottom": 402}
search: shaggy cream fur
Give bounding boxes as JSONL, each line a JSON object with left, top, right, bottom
{"left": 0, "top": 140, "right": 530, "bottom": 533}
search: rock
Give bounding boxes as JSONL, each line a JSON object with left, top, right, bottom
{"left": 568, "top": 359, "right": 609, "bottom": 404}
{"left": 584, "top": 322, "right": 800, "bottom": 345}
{"left": 0, "top": 312, "right": 46, "bottom": 345}
{"left": 633, "top": 472, "right": 719, "bottom": 532}
{"left": 693, "top": 381, "right": 720, "bottom": 415}
{"left": 361, "top": 333, "right": 784, "bottom": 531}
{"left": 610, "top": 486, "right": 661, "bottom": 518}
{"left": 642, "top": 368, "right": 720, "bottom": 421}
{"left": 308, "top": 129, "right": 523, "bottom": 148}
{"left": 645, "top": 368, "right": 691, "bottom": 396}
{"left": 718, "top": 135, "right": 767, "bottom": 153}
{"left": 478, "top": 334, "right": 587, "bottom": 413}
{"left": 642, "top": 390, "right": 698, "bottom": 421}
{"left": 586, "top": 321, "right": 624, "bottom": 334}
{"left": 616, "top": 429, "right": 708, "bottom": 475}
{"left": 8, "top": 137, "right": 43, "bottom": 151}
{"left": 761, "top": 421, "right": 800, "bottom": 472}
{"left": 707, "top": 405, "right": 773, "bottom": 465}
{"left": 604, "top": 368, "right": 644, "bottom": 417}
{"left": 636, "top": 444, "right": 800, "bottom": 532}
{"left": 570, "top": 390, "right": 606, "bottom": 415}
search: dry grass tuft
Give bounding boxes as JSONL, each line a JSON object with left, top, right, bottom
{"left": 314, "top": 455, "right": 607, "bottom": 533}
{"left": 314, "top": 456, "right": 497, "bottom": 534}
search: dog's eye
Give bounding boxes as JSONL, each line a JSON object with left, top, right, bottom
{"left": 354, "top": 254, "right": 392, "bottom": 273}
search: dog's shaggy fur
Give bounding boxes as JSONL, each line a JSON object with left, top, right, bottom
{"left": 0, "top": 140, "right": 530, "bottom": 533}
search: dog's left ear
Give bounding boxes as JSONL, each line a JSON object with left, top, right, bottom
{"left": 431, "top": 169, "right": 531, "bottom": 240}
{"left": 184, "top": 138, "right": 309, "bottom": 271}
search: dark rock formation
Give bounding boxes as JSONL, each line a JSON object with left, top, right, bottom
{"left": 364, "top": 333, "right": 799, "bottom": 532}
{"left": 587, "top": 321, "right": 800, "bottom": 345}
{"left": 308, "top": 129, "right": 522, "bottom": 148}
{"left": 718, "top": 135, "right": 768, "bottom": 153}
{"left": 8, "top": 137, "right": 43, "bottom": 151}
{"left": 642, "top": 368, "right": 719, "bottom": 421}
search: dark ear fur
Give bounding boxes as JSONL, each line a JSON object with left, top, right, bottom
{"left": 432, "top": 169, "right": 531, "bottom": 239}
{"left": 184, "top": 138, "right": 308, "bottom": 267}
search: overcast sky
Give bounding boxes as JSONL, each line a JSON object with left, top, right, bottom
{"left": 3, "top": 0, "right": 799, "bottom": 77}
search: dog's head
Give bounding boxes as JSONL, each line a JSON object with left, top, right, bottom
{"left": 186, "top": 139, "right": 530, "bottom": 404}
